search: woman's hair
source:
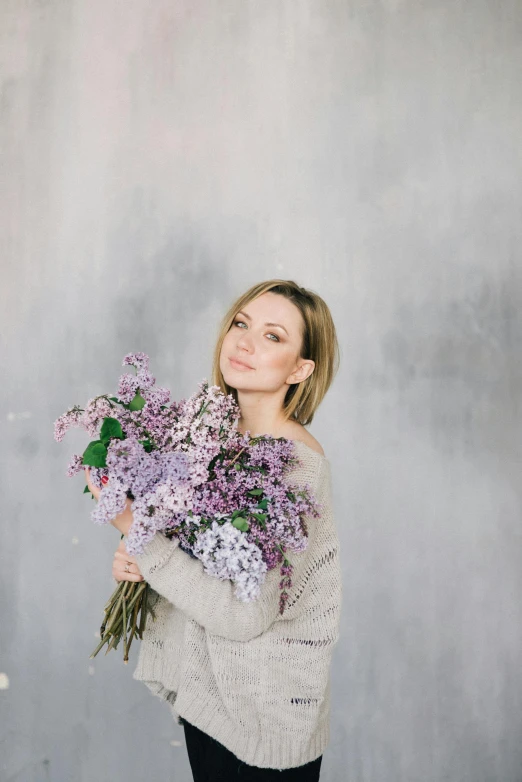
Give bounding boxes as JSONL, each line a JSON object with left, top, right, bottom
{"left": 211, "top": 279, "right": 340, "bottom": 426}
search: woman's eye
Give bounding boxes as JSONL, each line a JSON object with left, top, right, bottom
{"left": 233, "top": 321, "right": 279, "bottom": 342}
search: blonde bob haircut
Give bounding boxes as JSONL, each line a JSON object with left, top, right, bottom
{"left": 211, "top": 279, "right": 340, "bottom": 426}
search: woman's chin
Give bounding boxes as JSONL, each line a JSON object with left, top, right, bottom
{"left": 223, "top": 373, "right": 241, "bottom": 388}
{"left": 221, "top": 371, "right": 250, "bottom": 390}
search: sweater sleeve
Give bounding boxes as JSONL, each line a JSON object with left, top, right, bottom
{"left": 132, "top": 458, "right": 325, "bottom": 642}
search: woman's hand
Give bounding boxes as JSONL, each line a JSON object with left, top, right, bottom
{"left": 112, "top": 537, "right": 145, "bottom": 582}
{"left": 84, "top": 467, "right": 134, "bottom": 537}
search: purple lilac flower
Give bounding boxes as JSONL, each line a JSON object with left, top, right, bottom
{"left": 81, "top": 396, "right": 115, "bottom": 437}
{"left": 55, "top": 354, "right": 321, "bottom": 611}
{"left": 136, "top": 368, "right": 155, "bottom": 391}
{"left": 53, "top": 406, "right": 85, "bottom": 442}
{"left": 91, "top": 477, "right": 129, "bottom": 526}
{"left": 105, "top": 436, "right": 160, "bottom": 496}
{"left": 86, "top": 466, "right": 109, "bottom": 489}
{"left": 143, "top": 387, "right": 171, "bottom": 415}
{"left": 125, "top": 480, "right": 195, "bottom": 555}
{"left": 122, "top": 352, "right": 149, "bottom": 372}
{"left": 66, "top": 454, "right": 84, "bottom": 477}
{"left": 117, "top": 373, "right": 140, "bottom": 404}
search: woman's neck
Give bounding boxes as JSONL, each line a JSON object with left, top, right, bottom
{"left": 236, "top": 410, "right": 300, "bottom": 440}
{"left": 235, "top": 389, "right": 297, "bottom": 439}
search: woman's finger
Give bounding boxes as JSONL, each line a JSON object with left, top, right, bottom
{"left": 112, "top": 568, "right": 144, "bottom": 583}
{"left": 84, "top": 467, "right": 101, "bottom": 500}
{"left": 112, "top": 558, "right": 144, "bottom": 582}
{"left": 112, "top": 569, "right": 144, "bottom": 582}
{"left": 112, "top": 550, "right": 144, "bottom": 582}
{"left": 114, "top": 550, "right": 139, "bottom": 563}
{"left": 116, "top": 540, "right": 139, "bottom": 562}
{"left": 117, "top": 538, "right": 131, "bottom": 554}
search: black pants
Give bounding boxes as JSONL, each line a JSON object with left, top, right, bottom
{"left": 180, "top": 717, "right": 322, "bottom": 781}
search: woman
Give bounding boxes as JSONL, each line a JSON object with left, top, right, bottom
{"left": 87, "top": 279, "right": 343, "bottom": 780}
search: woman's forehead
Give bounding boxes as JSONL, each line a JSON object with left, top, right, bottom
{"left": 242, "top": 293, "right": 302, "bottom": 325}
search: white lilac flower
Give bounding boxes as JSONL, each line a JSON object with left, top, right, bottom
{"left": 193, "top": 520, "right": 268, "bottom": 602}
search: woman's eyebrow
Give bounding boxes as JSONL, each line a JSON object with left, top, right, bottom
{"left": 236, "top": 311, "right": 289, "bottom": 336}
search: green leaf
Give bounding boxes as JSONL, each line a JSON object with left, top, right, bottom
{"left": 247, "top": 489, "right": 263, "bottom": 496}
{"left": 82, "top": 440, "right": 108, "bottom": 467}
{"left": 138, "top": 438, "right": 153, "bottom": 453}
{"left": 234, "top": 463, "right": 241, "bottom": 471}
{"left": 251, "top": 512, "right": 267, "bottom": 522}
{"left": 257, "top": 498, "right": 269, "bottom": 510}
{"left": 100, "top": 416, "right": 124, "bottom": 444}
{"left": 231, "top": 517, "right": 249, "bottom": 532}
{"left": 198, "top": 401, "right": 210, "bottom": 417}
{"left": 208, "top": 455, "right": 220, "bottom": 472}
{"left": 129, "top": 392, "right": 146, "bottom": 411}
{"left": 109, "top": 395, "right": 131, "bottom": 409}
{"left": 83, "top": 484, "right": 91, "bottom": 494}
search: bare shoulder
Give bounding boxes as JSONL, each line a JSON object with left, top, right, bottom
{"left": 279, "top": 422, "right": 325, "bottom": 457}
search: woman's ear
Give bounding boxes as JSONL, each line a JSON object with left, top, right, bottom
{"left": 287, "top": 359, "right": 315, "bottom": 384}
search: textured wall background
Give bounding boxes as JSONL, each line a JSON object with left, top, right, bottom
{"left": 1, "top": 1, "right": 521, "bottom": 781}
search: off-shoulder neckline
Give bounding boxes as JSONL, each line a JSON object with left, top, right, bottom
{"left": 290, "top": 438, "right": 329, "bottom": 463}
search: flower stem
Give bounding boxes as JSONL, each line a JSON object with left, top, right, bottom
{"left": 103, "top": 581, "right": 129, "bottom": 636}
{"left": 122, "top": 588, "right": 128, "bottom": 662}
{"left": 138, "top": 583, "right": 149, "bottom": 640}
{"left": 125, "top": 595, "right": 142, "bottom": 662}
{"left": 89, "top": 580, "right": 150, "bottom": 661}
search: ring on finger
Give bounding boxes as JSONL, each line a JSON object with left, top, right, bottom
{"left": 124, "top": 561, "right": 132, "bottom": 573}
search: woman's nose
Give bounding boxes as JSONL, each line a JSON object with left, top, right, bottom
{"left": 236, "top": 332, "right": 253, "bottom": 351}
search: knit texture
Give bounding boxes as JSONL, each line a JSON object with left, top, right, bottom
{"left": 131, "top": 439, "right": 343, "bottom": 770}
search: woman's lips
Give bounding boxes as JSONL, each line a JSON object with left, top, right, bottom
{"left": 229, "top": 357, "right": 254, "bottom": 370}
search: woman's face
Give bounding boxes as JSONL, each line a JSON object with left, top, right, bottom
{"left": 219, "top": 292, "right": 313, "bottom": 393}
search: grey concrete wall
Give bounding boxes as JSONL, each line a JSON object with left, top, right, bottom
{"left": 1, "top": 1, "right": 521, "bottom": 780}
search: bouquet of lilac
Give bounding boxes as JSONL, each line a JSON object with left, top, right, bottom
{"left": 54, "top": 352, "right": 321, "bottom": 662}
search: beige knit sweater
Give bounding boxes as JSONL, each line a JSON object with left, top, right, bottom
{"left": 131, "top": 439, "right": 343, "bottom": 770}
